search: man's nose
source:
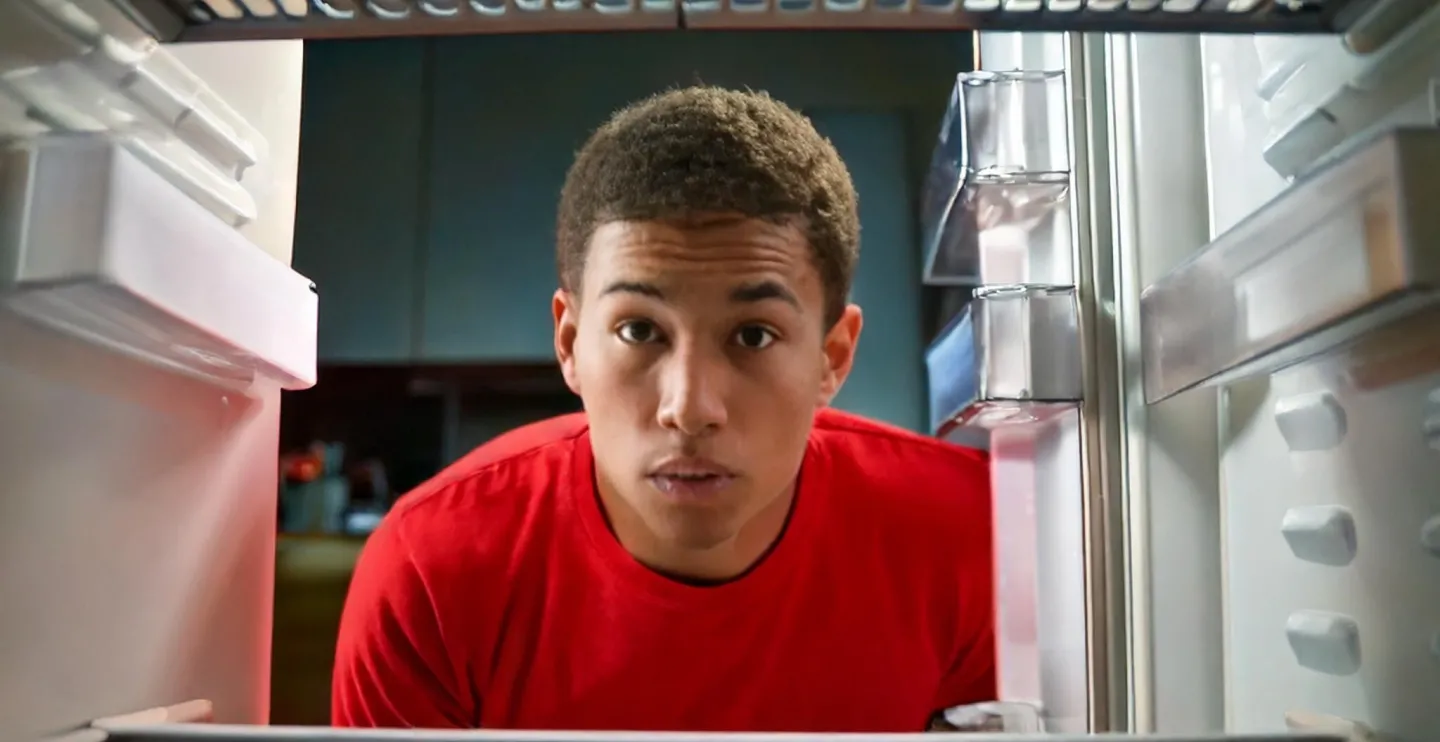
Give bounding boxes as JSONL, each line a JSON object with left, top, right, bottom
{"left": 655, "top": 347, "right": 728, "bottom": 436}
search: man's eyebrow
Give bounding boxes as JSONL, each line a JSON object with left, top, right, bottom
{"left": 600, "top": 281, "right": 666, "bottom": 300}
{"left": 731, "top": 281, "right": 800, "bottom": 310}
{"left": 599, "top": 279, "right": 801, "bottom": 310}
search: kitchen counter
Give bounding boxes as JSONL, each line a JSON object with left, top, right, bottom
{"left": 271, "top": 534, "right": 366, "bottom": 726}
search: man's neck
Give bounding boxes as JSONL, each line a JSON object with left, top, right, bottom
{"left": 596, "top": 480, "right": 797, "bottom": 583}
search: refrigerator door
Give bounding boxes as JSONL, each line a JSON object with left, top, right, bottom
{"left": 1030, "top": 12, "right": 1440, "bottom": 738}
{"left": 935, "top": 30, "right": 1095, "bottom": 736}
{"left": 0, "top": 16, "right": 305, "bottom": 742}
{"left": 1194, "top": 31, "right": 1440, "bottom": 742}
{"left": 986, "top": 29, "right": 1234, "bottom": 738}
{"left": 1123, "top": 15, "right": 1440, "bottom": 742}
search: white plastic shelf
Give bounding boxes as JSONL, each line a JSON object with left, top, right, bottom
{"left": 1139, "top": 127, "right": 1440, "bottom": 404}
{"left": 0, "top": 136, "right": 317, "bottom": 391}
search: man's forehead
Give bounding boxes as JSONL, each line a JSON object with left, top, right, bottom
{"left": 591, "top": 215, "right": 808, "bottom": 251}
{"left": 598, "top": 277, "right": 804, "bottom": 313}
{"left": 585, "top": 218, "right": 813, "bottom": 277}
{"left": 580, "top": 218, "right": 822, "bottom": 308}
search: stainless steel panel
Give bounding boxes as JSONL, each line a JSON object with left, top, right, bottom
{"left": 1063, "top": 31, "right": 1126, "bottom": 734}
{"left": 1139, "top": 128, "right": 1440, "bottom": 404}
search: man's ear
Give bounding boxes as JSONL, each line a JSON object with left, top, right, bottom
{"left": 553, "top": 289, "right": 582, "bottom": 396}
{"left": 817, "top": 304, "right": 863, "bottom": 406}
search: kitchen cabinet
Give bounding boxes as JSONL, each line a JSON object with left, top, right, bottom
{"left": 811, "top": 111, "right": 926, "bottom": 433}
{"left": 417, "top": 38, "right": 610, "bottom": 362}
{"left": 270, "top": 535, "right": 365, "bottom": 725}
{"left": 418, "top": 32, "right": 960, "bottom": 366}
{"left": 292, "top": 40, "right": 428, "bottom": 363}
{"left": 294, "top": 33, "right": 956, "bottom": 429}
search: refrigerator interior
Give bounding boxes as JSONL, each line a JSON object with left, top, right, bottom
{"left": 0, "top": 310, "right": 282, "bottom": 740}
{"left": 966, "top": 17, "right": 1440, "bottom": 741}
{"left": 0, "top": 28, "right": 306, "bottom": 742}
{"left": 1197, "top": 31, "right": 1440, "bottom": 740}
{"left": 929, "top": 31, "right": 1090, "bottom": 735}
{"left": 1091, "top": 17, "right": 1440, "bottom": 741}
{"left": 4, "top": 2, "right": 1437, "bottom": 742}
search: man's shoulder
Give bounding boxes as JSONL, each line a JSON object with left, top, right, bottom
{"left": 440, "top": 411, "right": 590, "bottom": 486}
{"left": 811, "top": 408, "right": 989, "bottom": 519}
{"left": 812, "top": 408, "right": 987, "bottom": 483}
{"left": 809, "top": 410, "right": 990, "bottom": 614}
{"left": 402, "top": 412, "right": 586, "bottom": 505}
{"left": 375, "top": 412, "right": 589, "bottom": 565}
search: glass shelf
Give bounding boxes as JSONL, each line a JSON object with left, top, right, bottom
{"left": 1140, "top": 128, "right": 1440, "bottom": 403}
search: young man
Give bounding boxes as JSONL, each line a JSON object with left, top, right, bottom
{"left": 332, "top": 86, "right": 995, "bottom": 732}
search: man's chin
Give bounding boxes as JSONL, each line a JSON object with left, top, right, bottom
{"left": 648, "top": 511, "right": 738, "bottom": 553}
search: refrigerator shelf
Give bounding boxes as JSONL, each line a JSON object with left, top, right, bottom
{"left": 927, "top": 284, "right": 1081, "bottom": 435}
{"left": 1139, "top": 127, "right": 1440, "bottom": 404}
{"left": 0, "top": 136, "right": 318, "bottom": 391}
{"left": 922, "top": 71, "right": 1073, "bottom": 287}
{"left": 136, "top": 0, "right": 1370, "bottom": 40}
{"left": 84, "top": 723, "right": 1349, "bottom": 742}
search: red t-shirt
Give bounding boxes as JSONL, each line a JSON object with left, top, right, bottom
{"left": 332, "top": 408, "right": 994, "bottom": 732}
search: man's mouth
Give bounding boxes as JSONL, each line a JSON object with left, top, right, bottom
{"left": 647, "top": 458, "right": 737, "bottom": 498}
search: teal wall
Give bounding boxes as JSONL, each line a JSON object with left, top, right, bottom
{"left": 293, "top": 31, "right": 969, "bottom": 431}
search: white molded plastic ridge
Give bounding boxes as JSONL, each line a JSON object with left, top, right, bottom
{"left": 1258, "top": 4, "right": 1440, "bottom": 178}
{"left": 0, "top": 136, "right": 317, "bottom": 390}
{"left": 0, "top": 0, "right": 265, "bottom": 226}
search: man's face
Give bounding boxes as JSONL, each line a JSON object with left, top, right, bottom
{"left": 553, "top": 215, "right": 862, "bottom": 577}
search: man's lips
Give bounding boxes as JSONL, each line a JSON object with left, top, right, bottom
{"left": 648, "top": 456, "right": 735, "bottom": 478}
{"left": 647, "top": 457, "right": 737, "bottom": 498}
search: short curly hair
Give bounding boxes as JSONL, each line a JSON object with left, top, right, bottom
{"left": 557, "top": 86, "right": 859, "bottom": 327}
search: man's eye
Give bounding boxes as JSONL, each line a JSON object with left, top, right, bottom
{"left": 734, "top": 325, "right": 776, "bottom": 350}
{"left": 616, "top": 320, "right": 661, "bottom": 345}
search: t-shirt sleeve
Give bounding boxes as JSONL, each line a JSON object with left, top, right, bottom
{"left": 931, "top": 456, "right": 998, "bottom": 712}
{"left": 932, "top": 604, "right": 997, "bottom": 711}
{"left": 332, "top": 517, "right": 475, "bottom": 728}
